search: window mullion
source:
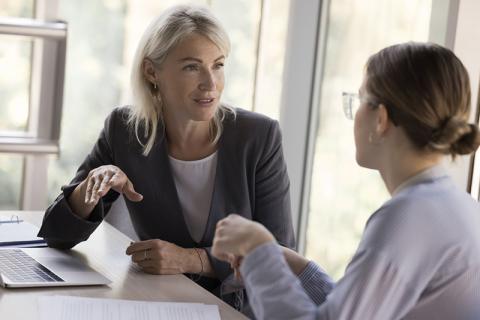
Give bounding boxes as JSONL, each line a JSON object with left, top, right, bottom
{"left": 21, "top": 0, "right": 62, "bottom": 210}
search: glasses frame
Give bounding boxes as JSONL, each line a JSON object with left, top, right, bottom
{"left": 342, "top": 92, "right": 360, "bottom": 120}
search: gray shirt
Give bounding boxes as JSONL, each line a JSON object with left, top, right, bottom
{"left": 241, "top": 165, "right": 480, "bottom": 319}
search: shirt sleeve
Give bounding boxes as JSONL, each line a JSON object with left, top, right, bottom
{"left": 240, "top": 242, "right": 418, "bottom": 320}
{"left": 298, "top": 261, "right": 335, "bottom": 305}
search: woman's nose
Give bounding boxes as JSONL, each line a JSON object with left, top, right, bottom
{"left": 199, "top": 70, "right": 216, "bottom": 91}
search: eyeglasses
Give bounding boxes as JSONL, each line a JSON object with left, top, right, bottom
{"left": 342, "top": 92, "right": 361, "bottom": 120}
{"left": 343, "top": 92, "right": 401, "bottom": 125}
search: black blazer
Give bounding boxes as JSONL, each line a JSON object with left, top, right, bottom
{"left": 38, "top": 106, "right": 295, "bottom": 288}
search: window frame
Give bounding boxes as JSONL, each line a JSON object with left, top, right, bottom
{"left": 277, "top": 0, "right": 326, "bottom": 252}
{"left": 0, "top": 0, "right": 65, "bottom": 210}
{"left": 0, "top": 17, "right": 66, "bottom": 154}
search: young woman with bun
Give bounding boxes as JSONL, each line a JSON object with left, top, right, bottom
{"left": 212, "top": 42, "right": 480, "bottom": 320}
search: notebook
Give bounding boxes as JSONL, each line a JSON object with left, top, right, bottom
{"left": 0, "top": 215, "right": 46, "bottom": 247}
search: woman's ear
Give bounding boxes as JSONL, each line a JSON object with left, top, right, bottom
{"left": 375, "top": 104, "right": 391, "bottom": 137}
{"left": 142, "top": 59, "right": 157, "bottom": 83}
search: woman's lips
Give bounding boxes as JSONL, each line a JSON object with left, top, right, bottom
{"left": 194, "top": 98, "right": 215, "bottom": 106}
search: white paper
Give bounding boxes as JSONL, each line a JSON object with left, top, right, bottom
{"left": 38, "top": 296, "right": 221, "bottom": 320}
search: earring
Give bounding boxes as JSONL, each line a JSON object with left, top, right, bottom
{"left": 153, "top": 82, "right": 157, "bottom": 90}
{"left": 368, "top": 132, "right": 373, "bottom": 144}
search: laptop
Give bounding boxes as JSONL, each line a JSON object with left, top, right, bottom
{"left": 0, "top": 247, "right": 111, "bottom": 288}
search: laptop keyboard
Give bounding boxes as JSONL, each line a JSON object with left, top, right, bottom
{"left": 0, "top": 249, "right": 64, "bottom": 283}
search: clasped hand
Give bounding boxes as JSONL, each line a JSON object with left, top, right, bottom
{"left": 212, "top": 214, "right": 310, "bottom": 278}
{"left": 211, "top": 214, "right": 275, "bottom": 276}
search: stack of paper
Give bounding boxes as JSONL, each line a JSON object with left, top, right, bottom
{"left": 38, "top": 296, "right": 221, "bottom": 320}
{"left": 0, "top": 215, "right": 46, "bottom": 247}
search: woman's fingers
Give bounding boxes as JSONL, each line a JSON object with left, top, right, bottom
{"left": 83, "top": 165, "right": 143, "bottom": 205}
{"left": 85, "top": 175, "right": 94, "bottom": 204}
{"left": 104, "top": 168, "right": 129, "bottom": 194}
{"left": 85, "top": 174, "right": 101, "bottom": 204}
{"left": 97, "top": 170, "right": 115, "bottom": 195}
{"left": 90, "top": 177, "right": 103, "bottom": 203}
{"left": 136, "top": 258, "right": 155, "bottom": 267}
{"left": 231, "top": 256, "right": 243, "bottom": 269}
{"left": 131, "top": 250, "right": 153, "bottom": 263}
{"left": 125, "top": 239, "right": 157, "bottom": 255}
{"left": 123, "top": 179, "right": 144, "bottom": 202}
{"left": 212, "top": 250, "right": 232, "bottom": 262}
{"left": 107, "top": 170, "right": 143, "bottom": 202}
{"left": 126, "top": 240, "right": 184, "bottom": 275}
{"left": 212, "top": 234, "right": 235, "bottom": 261}
{"left": 213, "top": 214, "right": 274, "bottom": 258}
{"left": 108, "top": 171, "right": 120, "bottom": 186}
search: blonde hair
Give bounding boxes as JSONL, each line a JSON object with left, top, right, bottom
{"left": 129, "top": 5, "right": 235, "bottom": 156}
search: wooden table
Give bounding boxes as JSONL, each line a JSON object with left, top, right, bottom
{"left": 0, "top": 211, "right": 249, "bottom": 320}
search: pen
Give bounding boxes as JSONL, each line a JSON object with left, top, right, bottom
{"left": 0, "top": 220, "right": 24, "bottom": 224}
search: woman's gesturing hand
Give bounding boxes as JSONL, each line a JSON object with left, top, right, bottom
{"left": 211, "top": 214, "right": 275, "bottom": 264}
{"left": 67, "top": 165, "right": 143, "bottom": 219}
{"left": 84, "top": 165, "right": 143, "bottom": 205}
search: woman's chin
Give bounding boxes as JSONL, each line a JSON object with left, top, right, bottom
{"left": 355, "top": 153, "right": 376, "bottom": 170}
{"left": 189, "top": 105, "right": 218, "bottom": 121}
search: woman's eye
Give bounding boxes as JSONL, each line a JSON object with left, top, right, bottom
{"left": 183, "top": 64, "right": 199, "bottom": 71}
{"left": 214, "top": 62, "right": 224, "bottom": 69}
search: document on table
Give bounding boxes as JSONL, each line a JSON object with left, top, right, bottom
{"left": 38, "top": 296, "right": 221, "bottom": 320}
{"left": 0, "top": 214, "right": 46, "bottom": 247}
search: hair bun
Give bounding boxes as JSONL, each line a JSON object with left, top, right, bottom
{"left": 429, "top": 118, "right": 480, "bottom": 155}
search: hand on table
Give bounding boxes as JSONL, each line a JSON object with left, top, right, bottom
{"left": 126, "top": 239, "right": 194, "bottom": 275}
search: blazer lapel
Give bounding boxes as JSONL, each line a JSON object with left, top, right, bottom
{"left": 200, "top": 145, "right": 226, "bottom": 246}
{"left": 148, "top": 130, "right": 195, "bottom": 246}
{"left": 199, "top": 119, "right": 235, "bottom": 246}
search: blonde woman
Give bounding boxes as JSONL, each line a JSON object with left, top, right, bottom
{"left": 39, "top": 5, "right": 294, "bottom": 307}
{"left": 212, "top": 42, "right": 480, "bottom": 319}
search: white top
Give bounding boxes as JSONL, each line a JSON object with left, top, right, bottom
{"left": 169, "top": 151, "right": 218, "bottom": 243}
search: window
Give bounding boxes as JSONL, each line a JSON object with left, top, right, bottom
{"left": 0, "top": 34, "right": 31, "bottom": 134}
{"left": 304, "top": 0, "right": 432, "bottom": 279}
{"left": 0, "top": 0, "right": 67, "bottom": 210}
{"left": 0, "top": 154, "right": 23, "bottom": 209}
{"left": 0, "top": 0, "right": 34, "bottom": 209}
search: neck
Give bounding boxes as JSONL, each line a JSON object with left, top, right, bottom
{"left": 163, "top": 112, "right": 216, "bottom": 160}
{"left": 379, "top": 148, "right": 443, "bottom": 195}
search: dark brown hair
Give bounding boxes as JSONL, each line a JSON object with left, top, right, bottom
{"left": 365, "top": 42, "right": 480, "bottom": 157}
